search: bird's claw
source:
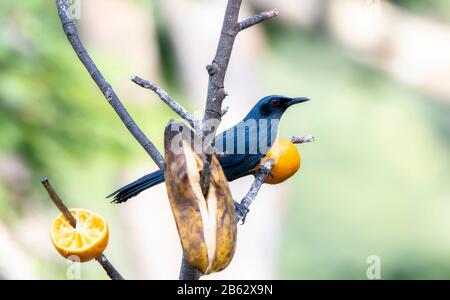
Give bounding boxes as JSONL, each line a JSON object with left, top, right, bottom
{"left": 234, "top": 201, "right": 250, "bottom": 224}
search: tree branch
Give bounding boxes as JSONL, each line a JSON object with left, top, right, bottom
{"left": 199, "top": 1, "right": 279, "bottom": 196}
{"left": 289, "top": 135, "right": 315, "bottom": 144}
{"left": 238, "top": 9, "right": 279, "bottom": 32}
{"left": 235, "top": 160, "right": 274, "bottom": 223}
{"left": 221, "top": 106, "right": 230, "bottom": 117}
{"left": 199, "top": 0, "right": 244, "bottom": 196}
{"left": 95, "top": 254, "right": 124, "bottom": 280}
{"left": 41, "top": 177, "right": 124, "bottom": 280}
{"left": 55, "top": 0, "right": 164, "bottom": 169}
{"left": 131, "top": 76, "right": 200, "bottom": 129}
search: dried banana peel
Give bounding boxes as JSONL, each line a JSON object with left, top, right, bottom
{"left": 164, "top": 121, "right": 237, "bottom": 274}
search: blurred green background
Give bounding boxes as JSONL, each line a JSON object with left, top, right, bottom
{"left": 0, "top": 0, "right": 449, "bottom": 279}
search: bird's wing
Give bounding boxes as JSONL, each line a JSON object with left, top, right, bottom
{"left": 219, "top": 153, "right": 263, "bottom": 181}
{"left": 214, "top": 120, "right": 269, "bottom": 180}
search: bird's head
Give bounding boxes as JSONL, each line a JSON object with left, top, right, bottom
{"left": 245, "top": 95, "right": 310, "bottom": 120}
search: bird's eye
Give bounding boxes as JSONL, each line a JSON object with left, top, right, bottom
{"left": 270, "top": 99, "right": 280, "bottom": 106}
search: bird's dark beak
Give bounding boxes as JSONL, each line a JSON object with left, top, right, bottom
{"left": 287, "top": 97, "right": 310, "bottom": 106}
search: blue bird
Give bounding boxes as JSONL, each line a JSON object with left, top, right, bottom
{"left": 108, "top": 95, "right": 309, "bottom": 204}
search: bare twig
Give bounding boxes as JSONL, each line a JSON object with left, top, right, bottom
{"left": 41, "top": 177, "right": 76, "bottom": 227}
{"left": 289, "top": 135, "right": 315, "bottom": 144}
{"left": 55, "top": 0, "right": 164, "bottom": 169}
{"left": 41, "top": 177, "right": 124, "bottom": 280}
{"left": 235, "top": 160, "right": 274, "bottom": 223}
{"left": 238, "top": 9, "right": 280, "bottom": 31}
{"left": 95, "top": 254, "right": 124, "bottom": 280}
{"left": 131, "top": 76, "right": 200, "bottom": 129}
{"left": 221, "top": 106, "right": 230, "bottom": 117}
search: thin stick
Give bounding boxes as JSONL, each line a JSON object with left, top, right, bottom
{"left": 238, "top": 9, "right": 280, "bottom": 31}
{"left": 41, "top": 177, "right": 124, "bottom": 280}
{"left": 289, "top": 135, "right": 315, "bottom": 144}
{"left": 41, "top": 177, "right": 76, "bottom": 227}
{"left": 95, "top": 254, "right": 125, "bottom": 280}
{"left": 55, "top": 0, "right": 164, "bottom": 169}
{"left": 235, "top": 160, "right": 274, "bottom": 223}
{"left": 221, "top": 106, "right": 230, "bottom": 117}
{"left": 131, "top": 76, "right": 200, "bottom": 129}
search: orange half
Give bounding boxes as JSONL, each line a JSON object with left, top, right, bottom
{"left": 50, "top": 208, "right": 109, "bottom": 262}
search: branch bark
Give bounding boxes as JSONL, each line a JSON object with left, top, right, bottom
{"left": 235, "top": 160, "right": 274, "bottom": 223}
{"left": 238, "top": 9, "right": 279, "bottom": 31}
{"left": 289, "top": 135, "right": 315, "bottom": 144}
{"left": 131, "top": 76, "right": 200, "bottom": 129}
{"left": 199, "top": 0, "right": 243, "bottom": 196}
{"left": 41, "top": 177, "right": 124, "bottom": 280}
{"left": 199, "top": 2, "right": 279, "bottom": 197}
{"left": 95, "top": 254, "right": 124, "bottom": 280}
{"left": 55, "top": 0, "right": 164, "bottom": 169}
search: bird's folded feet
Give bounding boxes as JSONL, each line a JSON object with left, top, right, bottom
{"left": 234, "top": 201, "right": 250, "bottom": 224}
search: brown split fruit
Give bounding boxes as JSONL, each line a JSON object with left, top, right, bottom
{"left": 163, "top": 121, "right": 237, "bottom": 274}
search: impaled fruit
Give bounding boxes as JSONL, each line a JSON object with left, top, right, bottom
{"left": 164, "top": 121, "right": 237, "bottom": 274}
{"left": 262, "top": 137, "right": 301, "bottom": 184}
{"left": 50, "top": 208, "right": 109, "bottom": 262}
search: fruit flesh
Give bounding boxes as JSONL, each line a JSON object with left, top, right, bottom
{"left": 50, "top": 208, "right": 109, "bottom": 262}
{"left": 264, "top": 138, "right": 301, "bottom": 184}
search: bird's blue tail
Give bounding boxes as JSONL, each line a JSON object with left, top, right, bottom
{"left": 107, "top": 170, "right": 165, "bottom": 203}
